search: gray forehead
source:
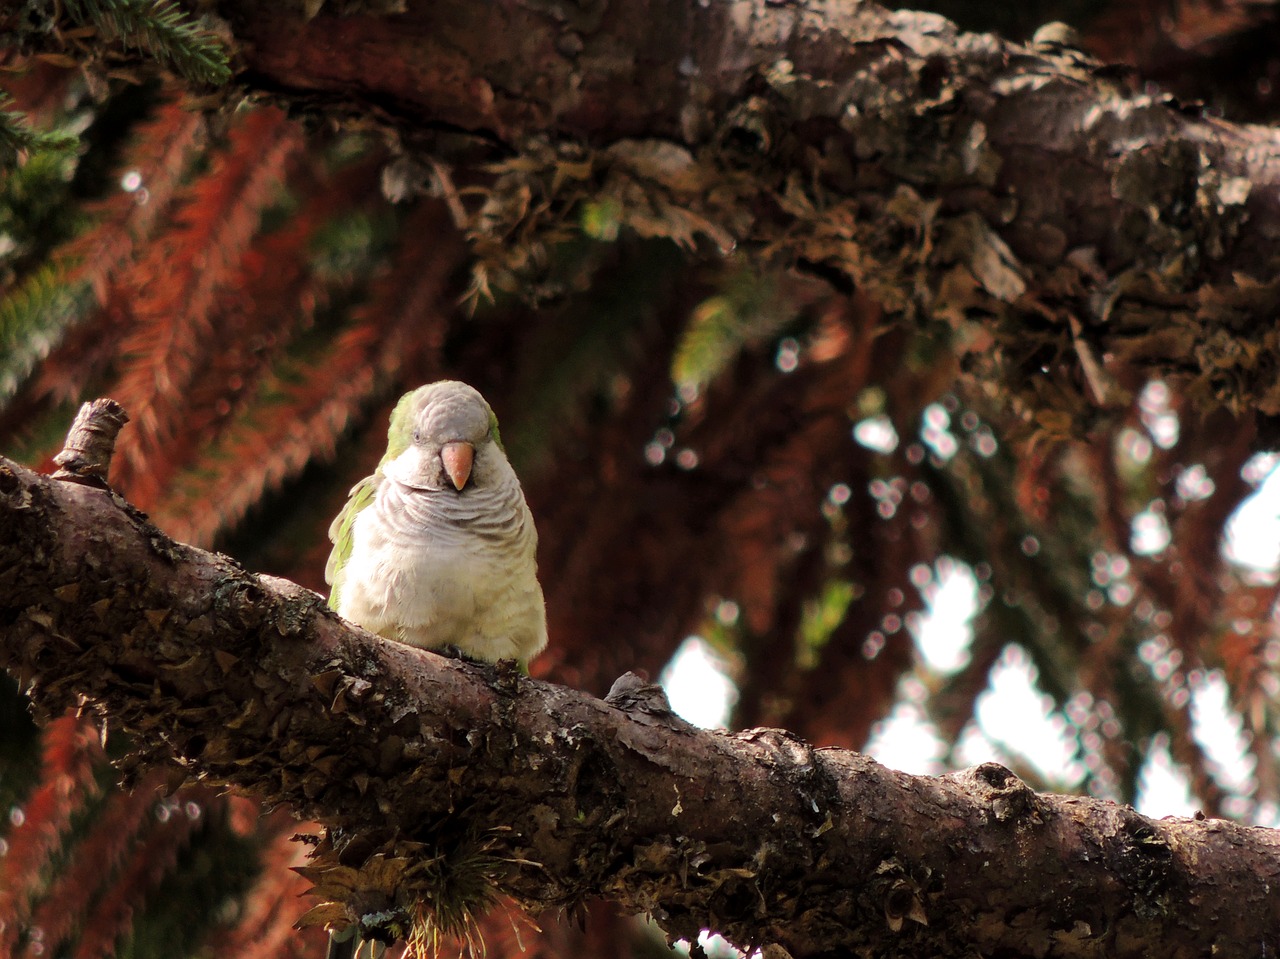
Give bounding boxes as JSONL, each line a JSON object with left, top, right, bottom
{"left": 415, "top": 384, "right": 491, "bottom": 440}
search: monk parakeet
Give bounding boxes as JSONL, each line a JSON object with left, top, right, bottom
{"left": 323, "top": 381, "right": 546, "bottom": 959}
{"left": 325, "top": 380, "right": 547, "bottom": 664}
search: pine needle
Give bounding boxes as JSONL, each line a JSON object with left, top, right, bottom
{"left": 0, "top": 95, "right": 78, "bottom": 167}
{"left": 62, "top": 0, "right": 232, "bottom": 86}
{"left": 0, "top": 262, "right": 94, "bottom": 402}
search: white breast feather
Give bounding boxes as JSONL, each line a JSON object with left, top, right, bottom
{"left": 337, "top": 475, "right": 546, "bottom": 663}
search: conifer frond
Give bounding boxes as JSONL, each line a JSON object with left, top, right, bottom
{"left": 0, "top": 716, "right": 103, "bottom": 957}
{"left": 61, "top": 0, "right": 231, "bottom": 86}
{"left": 153, "top": 203, "right": 458, "bottom": 550}
{"left": 1, "top": 63, "right": 78, "bottom": 127}
{"left": 0, "top": 400, "right": 77, "bottom": 472}
{"left": 68, "top": 803, "right": 200, "bottom": 959}
{"left": 66, "top": 100, "right": 207, "bottom": 293}
{"left": 24, "top": 780, "right": 164, "bottom": 957}
{"left": 156, "top": 321, "right": 396, "bottom": 549}
{"left": 923, "top": 424, "right": 1137, "bottom": 796}
{"left": 0, "top": 149, "right": 80, "bottom": 267}
{"left": 22, "top": 99, "right": 205, "bottom": 412}
{"left": 109, "top": 107, "right": 299, "bottom": 507}
{"left": 205, "top": 817, "right": 324, "bottom": 959}
{"left": 0, "top": 94, "right": 78, "bottom": 166}
{"left": 0, "top": 262, "right": 95, "bottom": 403}
{"left": 135, "top": 156, "right": 386, "bottom": 523}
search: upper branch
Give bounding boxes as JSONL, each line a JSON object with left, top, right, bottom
{"left": 1, "top": 454, "right": 1279, "bottom": 957}
{"left": 208, "top": 0, "right": 1280, "bottom": 419}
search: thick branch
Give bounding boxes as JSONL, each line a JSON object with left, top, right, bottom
{"left": 206, "top": 0, "right": 1280, "bottom": 418}
{"left": 1, "top": 455, "right": 1279, "bottom": 957}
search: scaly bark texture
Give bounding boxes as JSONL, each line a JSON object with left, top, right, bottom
{"left": 210, "top": 0, "right": 1280, "bottom": 425}
{"left": 2, "top": 455, "right": 1279, "bottom": 957}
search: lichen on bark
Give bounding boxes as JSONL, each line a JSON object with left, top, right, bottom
{"left": 2, "top": 453, "right": 1280, "bottom": 957}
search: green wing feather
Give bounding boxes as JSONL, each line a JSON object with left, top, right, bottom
{"left": 488, "top": 409, "right": 504, "bottom": 452}
{"left": 325, "top": 386, "right": 433, "bottom": 610}
{"left": 325, "top": 474, "right": 376, "bottom": 611}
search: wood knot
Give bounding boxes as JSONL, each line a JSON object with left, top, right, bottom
{"left": 605, "top": 671, "right": 673, "bottom": 714}
{"left": 955, "top": 762, "right": 1041, "bottom": 822}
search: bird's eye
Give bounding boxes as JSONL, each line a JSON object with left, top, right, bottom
{"left": 412, "top": 429, "right": 422, "bottom": 443}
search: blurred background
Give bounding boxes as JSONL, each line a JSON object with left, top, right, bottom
{"left": 3, "top": 0, "right": 1280, "bottom": 956}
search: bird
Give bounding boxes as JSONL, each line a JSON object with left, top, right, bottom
{"left": 322, "top": 380, "right": 547, "bottom": 959}
{"left": 326, "top": 379, "right": 547, "bottom": 663}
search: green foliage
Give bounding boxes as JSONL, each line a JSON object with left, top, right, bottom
{"left": 0, "top": 8, "right": 1275, "bottom": 955}
{"left": 671, "top": 266, "right": 799, "bottom": 394}
{"left": 309, "top": 208, "right": 401, "bottom": 285}
{"left": 0, "top": 96, "right": 78, "bottom": 167}
{"left": 62, "top": 0, "right": 232, "bottom": 86}
{"left": 119, "top": 815, "right": 261, "bottom": 959}
{"left": 580, "top": 196, "right": 623, "bottom": 242}
{"left": 798, "top": 580, "right": 857, "bottom": 668}
{"left": 0, "top": 402, "right": 77, "bottom": 466}
{"left": 0, "top": 148, "right": 80, "bottom": 250}
{"left": 0, "top": 262, "right": 93, "bottom": 401}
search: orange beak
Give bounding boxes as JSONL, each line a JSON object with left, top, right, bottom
{"left": 441, "top": 441, "right": 475, "bottom": 490}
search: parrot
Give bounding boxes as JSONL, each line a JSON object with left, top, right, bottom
{"left": 322, "top": 380, "right": 547, "bottom": 959}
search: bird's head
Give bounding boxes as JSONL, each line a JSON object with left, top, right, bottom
{"left": 382, "top": 381, "right": 504, "bottom": 493}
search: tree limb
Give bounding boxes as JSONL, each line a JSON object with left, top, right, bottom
{"left": 2, "top": 453, "right": 1279, "bottom": 957}
{"left": 203, "top": 0, "right": 1280, "bottom": 422}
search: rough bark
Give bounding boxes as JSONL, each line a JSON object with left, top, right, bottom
{"left": 2, "top": 454, "right": 1279, "bottom": 957}
{"left": 202, "top": 0, "right": 1280, "bottom": 423}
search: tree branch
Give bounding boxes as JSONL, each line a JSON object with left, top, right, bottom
{"left": 202, "top": 0, "right": 1280, "bottom": 421}
{"left": 2, "top": 453, "right": 1278, "bottom": 957}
